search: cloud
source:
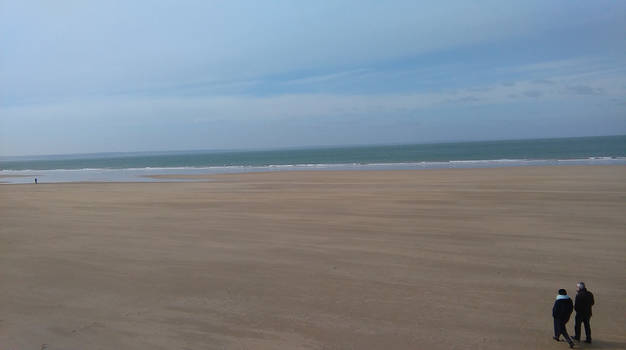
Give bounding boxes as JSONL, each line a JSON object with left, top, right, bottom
{"left": 567, "top": 85, "right": 605, "bottom": 95}
{"left": 531, "top": 79, "right": 555, "bottom": 85}
{"left": 279, "top": 69, "right": 371, "bottom": 86}
{"left": 523, "top": 90, "right": 543, "bottom": 98}
{"left": 1, "top": 1, "right": 626, "bottom": 155}
{"left": 443, "top": 96, "right": 482, "bottom": 104}
{"left": 2, "top": 1, "right": 626, "bottom": 104}
{"left": 3, "top": 70, "right": 622, "bottom": 128}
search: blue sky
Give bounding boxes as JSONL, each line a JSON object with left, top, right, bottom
{"left": 1, "top": 1, "right": 625, "bottom": 156}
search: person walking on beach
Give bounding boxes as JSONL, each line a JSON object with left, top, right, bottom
{"left": 34, "top": 177, "right": 37, "bottom": 184}
{"left": 553, "top": 288, "right": 575, "bottom": 348}
{"left": 573, "top": 282, "right": 594, "bottom": 343}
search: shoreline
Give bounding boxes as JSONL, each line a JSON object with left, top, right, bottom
{"left": 143, "top": 163, "right": 626, "bottom": 180}
{"left": 1, "top": 161, "right": 625, "bottom": 184}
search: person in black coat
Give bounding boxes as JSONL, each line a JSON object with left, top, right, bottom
{"left": 553, "top": 288, "right": 575, "bottom": 348}
{"left": 573, "top": 282, "right": 594, "bottom": 343}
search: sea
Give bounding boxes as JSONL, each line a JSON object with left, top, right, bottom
{"left": 1, "top": 135, "right": 625, "bottom": 184}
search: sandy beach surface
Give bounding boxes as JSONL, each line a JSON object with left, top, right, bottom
{"left": 1, "top": 166, "right": 625, "bottom": 350}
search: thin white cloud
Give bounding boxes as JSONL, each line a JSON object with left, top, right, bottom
{"left": 3, "top": 68, "right": 623, "bottom": 128}
{"left": 3, "top": 1, "right": 624, "bottom": 103}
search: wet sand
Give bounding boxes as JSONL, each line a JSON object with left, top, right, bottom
{"left": 1, "top": 166, "right": 625, "bottom": 349}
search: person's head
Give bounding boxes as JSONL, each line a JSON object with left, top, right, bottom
{"left": 577, "top": 282, "right": 586, "bottom": 291}
{"left": 558, "top": 289, "right": 567, "bottom": 296}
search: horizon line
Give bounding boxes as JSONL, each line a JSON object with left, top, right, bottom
{"left": 1, "top": 133, "right": 625, "bottom": 160}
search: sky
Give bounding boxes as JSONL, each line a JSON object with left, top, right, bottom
{"left": 1, "top": 1, "right": 625, "bottom": 156}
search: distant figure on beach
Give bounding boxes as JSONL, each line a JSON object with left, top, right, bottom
{"left": 573, "top": 282, "right": 594, "bottom": 344}
{"left": 34, "top": 178, "right": 37, "bottom": 184}
{"left": 553, "top": 288, "right": 575, "bottom": 348}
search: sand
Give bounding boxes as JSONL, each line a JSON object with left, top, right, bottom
{"left": 0, "top": 175, "right": 33, "bottom": 184}
{"left": 1, "top": 166, "right": 625, "bottom": 349}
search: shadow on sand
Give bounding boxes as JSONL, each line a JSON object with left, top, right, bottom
{"left": 574, "top": 340, "right": 626, "bottom": 349}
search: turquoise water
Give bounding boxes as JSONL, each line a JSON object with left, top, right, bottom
{"left": 2, "top": 135, "right": 625, "bottom": 171}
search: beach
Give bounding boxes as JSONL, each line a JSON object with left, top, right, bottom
{"left": 1, "top": 165, "right": 625, "bottom": 349}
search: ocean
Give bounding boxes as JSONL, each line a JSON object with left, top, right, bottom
{"left": 1, "top": 135, "right": 625, "bottom": 184}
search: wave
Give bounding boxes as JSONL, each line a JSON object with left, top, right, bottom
{"left": 2, "top": 156, "right": 625, "bottom": 173}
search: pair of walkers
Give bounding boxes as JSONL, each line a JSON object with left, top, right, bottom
{"left": 552, "top": 282, "right": 595, "bottom": 348}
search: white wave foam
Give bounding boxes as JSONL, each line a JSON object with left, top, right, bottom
{"left": 2, "top": 157, "right": 625, "bottom": 175}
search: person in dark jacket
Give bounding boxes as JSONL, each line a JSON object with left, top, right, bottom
{"left": 573, "top": 282, "right": 594, "bottom": 343}
{"left": 553, "top": 288, "right": 575, "bottom": 348}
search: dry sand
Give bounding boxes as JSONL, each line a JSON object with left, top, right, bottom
{"left": 1, "top": 166, "right": 625, "bottom": 350}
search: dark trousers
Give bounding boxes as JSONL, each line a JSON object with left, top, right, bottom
{"left": 554, "top": 318, "right": 573, "bottom": 343}
{"left": 574, "top": 314, "right": 591, "bottom": 340}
